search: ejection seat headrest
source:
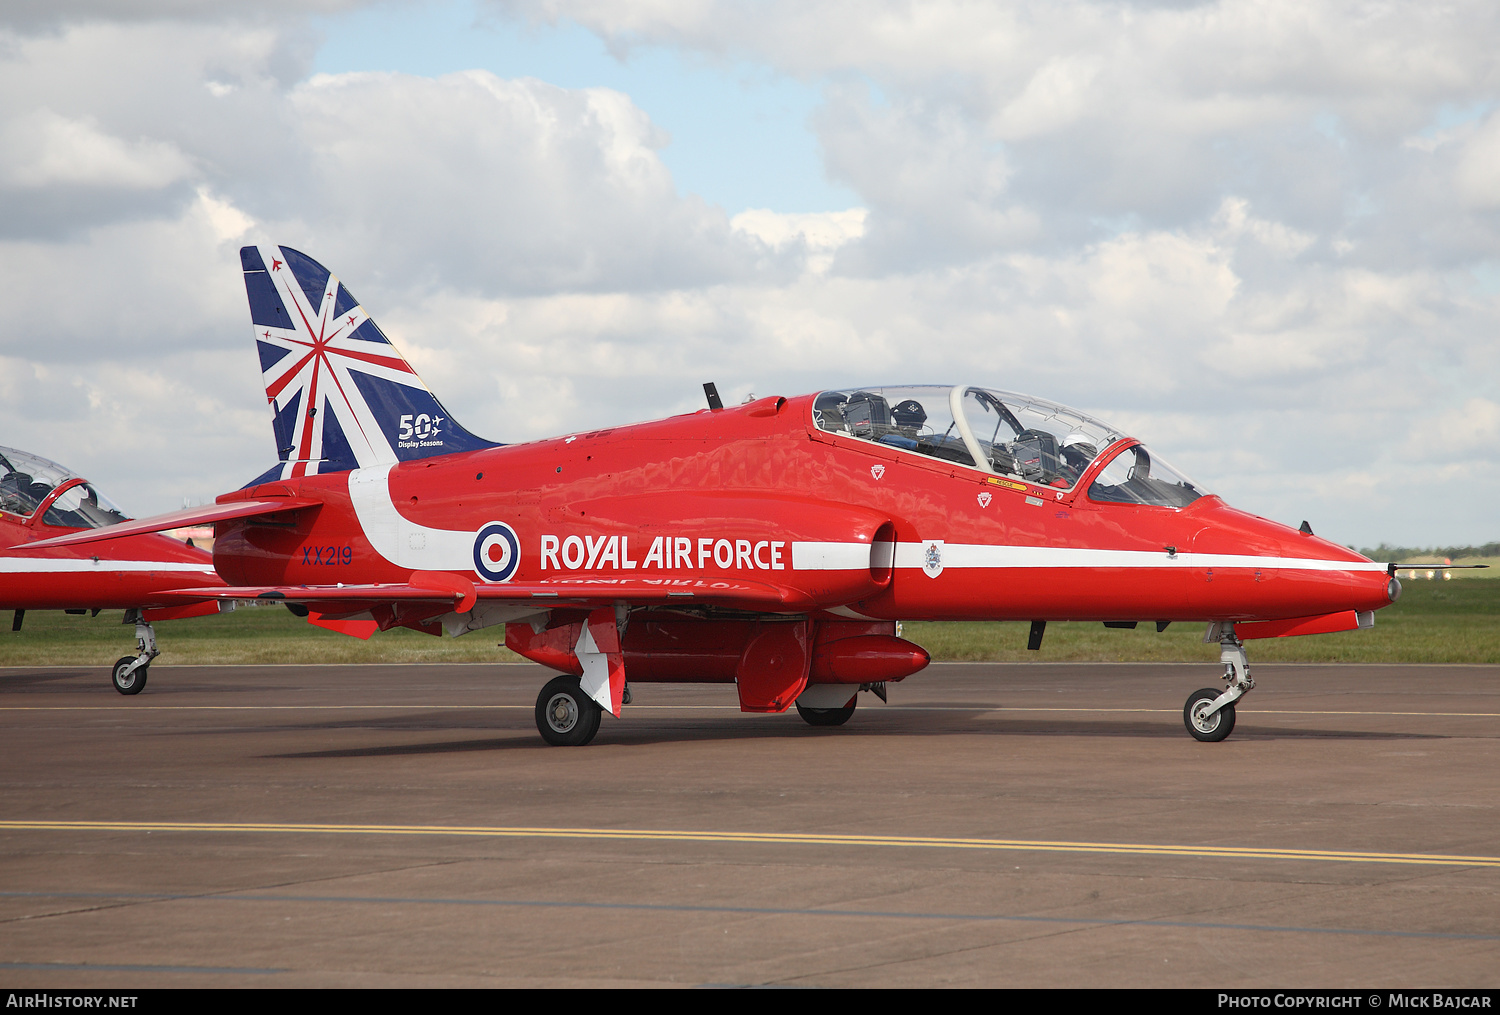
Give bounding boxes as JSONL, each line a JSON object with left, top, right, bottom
{"left": 842, "top": 391, "right": 893, "bottom": 433}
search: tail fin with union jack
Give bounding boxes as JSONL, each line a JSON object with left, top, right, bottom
{"left": 239, "top": 244, "right": 496, "bottom": 484}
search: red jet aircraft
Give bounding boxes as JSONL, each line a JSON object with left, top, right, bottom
{"left": 29, "top": 245, "right": 1403, "bottom": 743}
{"left": 1, "top": 445, "right": 227, "bottom": 692}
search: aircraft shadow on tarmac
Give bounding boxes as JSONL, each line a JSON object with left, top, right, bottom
{"left": 266, "top": 736, "right": 538, "bottom": 759}
{"left": 1, "top": 670, "right": 276, "bottom": 696}
{"left": 261, "top": 713, "right": 1446, "bottom": 759}
{"left": 0, "top": 669, "right": 95, "bottom": 689}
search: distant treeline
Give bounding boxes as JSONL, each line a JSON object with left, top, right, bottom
{"left": 1357, "top": 542, "right": 1500, "bottom": 560}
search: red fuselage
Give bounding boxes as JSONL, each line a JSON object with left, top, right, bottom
{"left": 211, "top": 392, "right": 1393, "bottom": 626}
{"left": 1, "top": 483, "right": 220, "bottom": 613}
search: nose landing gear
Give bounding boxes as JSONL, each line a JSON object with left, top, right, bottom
{"left": 111, "top": 612, "right": 159, "bottom": 696}
{"left": 1183, "top": 628, "right": 1254, "bottom": 742}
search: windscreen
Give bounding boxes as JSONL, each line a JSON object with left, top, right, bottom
{"left": 42, "top": 482, "right": 130, "bottom": 528}
{"left": 1087, "top": 445, "right": 1207, "bottom": 507}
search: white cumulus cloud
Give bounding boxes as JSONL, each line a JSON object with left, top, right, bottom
{"left": 0, "top": 0, "right": 1498, "bottom": 547}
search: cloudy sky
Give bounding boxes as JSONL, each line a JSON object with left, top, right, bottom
{"left": 2, "top": 0, "right": 1497, "bottom": 548}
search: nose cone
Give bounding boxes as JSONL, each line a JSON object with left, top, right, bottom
{"left": 1188, "top": 501, "right": 1394, "bottom": 617}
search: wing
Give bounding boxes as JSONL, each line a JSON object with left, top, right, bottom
{"left": 157, "top": 573, "right": 816, "bottom": 613}
{"left": 22, "top": 498, "right": 320, "bottom": 550}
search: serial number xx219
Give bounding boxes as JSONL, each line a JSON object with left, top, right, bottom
{"left": 301, "top": 545, "right": 353, "bottom": 566}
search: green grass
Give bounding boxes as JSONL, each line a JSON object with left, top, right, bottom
{"left": 0, "top": 604, "right": 524, "bottom": 666}
{"left": 906, "top": 579, "right": 1500, "bottom": 664}
{"left": 2, "top": 579, "right": 1496, "bottom": 667}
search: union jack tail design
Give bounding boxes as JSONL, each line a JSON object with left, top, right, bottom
{"left": 240, "top": 244, "right": 496, "bottom": 484}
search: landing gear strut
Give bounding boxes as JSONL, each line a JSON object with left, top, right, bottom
{"left": 1183, "top": 629, "right": 1253, "bottom": 742}
{"left": 111, "top": 612, "right": 158, "bottom": 696}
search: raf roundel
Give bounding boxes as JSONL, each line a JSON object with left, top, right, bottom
{"left": 472, "top": 521, "right": 521, "bottom": 583}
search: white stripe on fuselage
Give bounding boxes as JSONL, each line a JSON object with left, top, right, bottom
{"left": 347, "top": 464, "right": 474, "bottom": 571}
{"left": 0, "top": 558, "right": 216, "bottom": 575}
{"left": 793, "top": 541, "right": 1386, "bottom": 573}
{"left": 790, "top": 541, "right": 872, "bottom": 570}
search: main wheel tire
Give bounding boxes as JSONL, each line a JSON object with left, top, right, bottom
{"left": 795, "top": 701, "right": 856, "bottom": 727}
{"left": 535, "top": 675, "right": 602, "bottom": 746}
{"left": 112, "top": 656, "right": 147, "bottom": 695}
{"left": 1183, "top": 687, "right": 1235, "bottom": 742}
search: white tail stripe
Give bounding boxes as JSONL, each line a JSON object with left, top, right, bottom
{"left": 347, "top": 465, "right": 474, "bottom": 571}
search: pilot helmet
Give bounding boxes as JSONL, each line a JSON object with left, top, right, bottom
{"left": 892, "top": 399, "right": 928, "bottom": 428}
{"left": 1061, "top": 432, "right": 1098, "bottom": 459}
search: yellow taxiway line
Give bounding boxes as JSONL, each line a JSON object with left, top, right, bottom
{"left": 1, "top": 820, "right": 1496, "bottom": 868}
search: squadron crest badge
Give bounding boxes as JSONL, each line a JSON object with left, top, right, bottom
{"left": 921, "top": 539, "right": 944, "bottom": 579}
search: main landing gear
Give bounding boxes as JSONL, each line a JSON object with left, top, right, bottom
{"left": 1183, "top": 629, "right": 1254, "bottom": 742}
{"left": 796, "top": 701, "right": 855, "bottom": 727}
{"left": 111, "top": 611, "right": 159, "bottom": 696}
{"left": 794, "top": 682, "right": 884, "bottom": 728}
{"left": 535, "top": 675, "right": 602, "bottom": 747}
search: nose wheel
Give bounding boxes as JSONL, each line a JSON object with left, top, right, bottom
{"left": 1182, "top": 628, "right": 1253, "bottom": 742}
{"left": 110, "top": 614, "right": 159, "bottom": 696}
{"left": 112, "top": 656, "right": 148, "bottom": 695}
{"left": 1184, "top": 687, "right": 1234, "bottom": 741}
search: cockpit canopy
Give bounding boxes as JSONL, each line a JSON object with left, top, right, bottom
{"left": 0, "top": 446, "right": 129, "bottom": 528}
{"left": 812, "top": 385, "right": 1206, "bottom": 507}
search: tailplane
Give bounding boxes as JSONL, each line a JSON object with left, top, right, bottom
{"left": 240, "top": 244, "right": 496, "bottom": 483}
